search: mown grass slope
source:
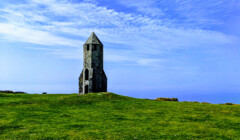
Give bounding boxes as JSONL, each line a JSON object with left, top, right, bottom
{"left": 0, "top": 92, "right": 240, "bottom": 139}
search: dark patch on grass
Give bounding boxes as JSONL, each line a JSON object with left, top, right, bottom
{"left": 60, "top": 113, "right": 71, "bottom": 117}
{"left": 155, "top": 111, "right": 166, "bottom": 117}
{"left": 0, "top": 93, "right": 11, "bottom": 97}
{"left": 68, "top": 124, "right": 92, "bottom": 130}
{"left": 0, "top": 124, "right": 23, "bottom": 134}
{"left": 213, "top": 119, "right": 240, "bottom": 130}
{"left": 112, "top": 114, "right": 130, "bottom": 121}
{"left": 181, "top": 114, "right": 212, "bottom": 122}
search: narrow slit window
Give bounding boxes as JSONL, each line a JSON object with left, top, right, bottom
{"left": 87, "top": 44, "right": 89, "bottom": 51}
{"left": 94, "top": 44, "right": 97, "bottom": 51}
{"left": 85, "top": 69, "right": 89, "bottom": 80}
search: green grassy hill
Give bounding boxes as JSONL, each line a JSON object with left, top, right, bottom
{"left": 0, "top": 92, "right": 240, "bottom": 139}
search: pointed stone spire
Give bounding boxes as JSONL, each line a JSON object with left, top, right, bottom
{"left": 84, "top": 32, "right": 103, "bottom": 45}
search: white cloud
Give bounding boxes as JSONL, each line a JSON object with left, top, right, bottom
{"left": 0, "top": 23, "right": 83, "bottom": 47}
{"left": 31, "top": 0, "right": 56, "bottom": 3}
{"left": 0, "top": 0, "right": 238, "bottom": 67}
{"left": 118, "top": 0, "right": 232, "bottom": 27}
{"left": 118, "top": 0, "right": 164, "bottom": 17}
{"left": 137, "top": 58, "right": 165, "bottom": 67}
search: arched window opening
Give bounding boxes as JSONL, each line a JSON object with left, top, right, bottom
{"left": 87, "top": 44, "right": 89, "bottom": 51}
{"left": 85, "top": 69, "right": 89, "bottom": 80}
{"left": 85, "top": 85, "right": 89, "bottom": 94}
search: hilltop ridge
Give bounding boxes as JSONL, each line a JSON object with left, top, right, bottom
{"left": 0, "top": 92, "right": 239, "bottom": 139}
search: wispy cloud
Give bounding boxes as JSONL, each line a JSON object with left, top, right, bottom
{"left": 0, "top": 23, "right": 83, "bottom": 47}
{"left": 118, "top": 0, "right": 164, "bottom": 17}
{"left": 0, "top": 0, "right": 238, "bottom": 67}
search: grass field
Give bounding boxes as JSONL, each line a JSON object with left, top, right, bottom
{"left": 0, "top": 92, "right": 240, "bottom": 139}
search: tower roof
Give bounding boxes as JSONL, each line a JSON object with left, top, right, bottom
{"left": 84, "top": 32, "right": 103, "bottom": 45}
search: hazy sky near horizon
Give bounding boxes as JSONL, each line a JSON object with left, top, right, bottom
{"left": 0, "top": 0, "right": 240, "bottom": 103}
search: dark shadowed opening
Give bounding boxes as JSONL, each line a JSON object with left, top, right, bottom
{"left": 85, "top": 69, "right": 89, "bottom": 80}
{"left": 93, "top": 44, "right": 97, "bottom": 50}
{"left": 87, "top": 44, "right": 89, "bottom": 51}
{"left": 85, "top": 85, "right": 88, "bottom": 94}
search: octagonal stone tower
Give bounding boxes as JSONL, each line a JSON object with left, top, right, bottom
{"left": 79, "top": 32, "right": 107, "bottom": 95}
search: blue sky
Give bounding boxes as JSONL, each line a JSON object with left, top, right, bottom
{"left": 0, "top": 0, "right": 240, "bottom": 103}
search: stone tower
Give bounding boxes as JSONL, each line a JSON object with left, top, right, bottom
{"left": 79, "top": 32, "right": 107, "bottom": 95}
